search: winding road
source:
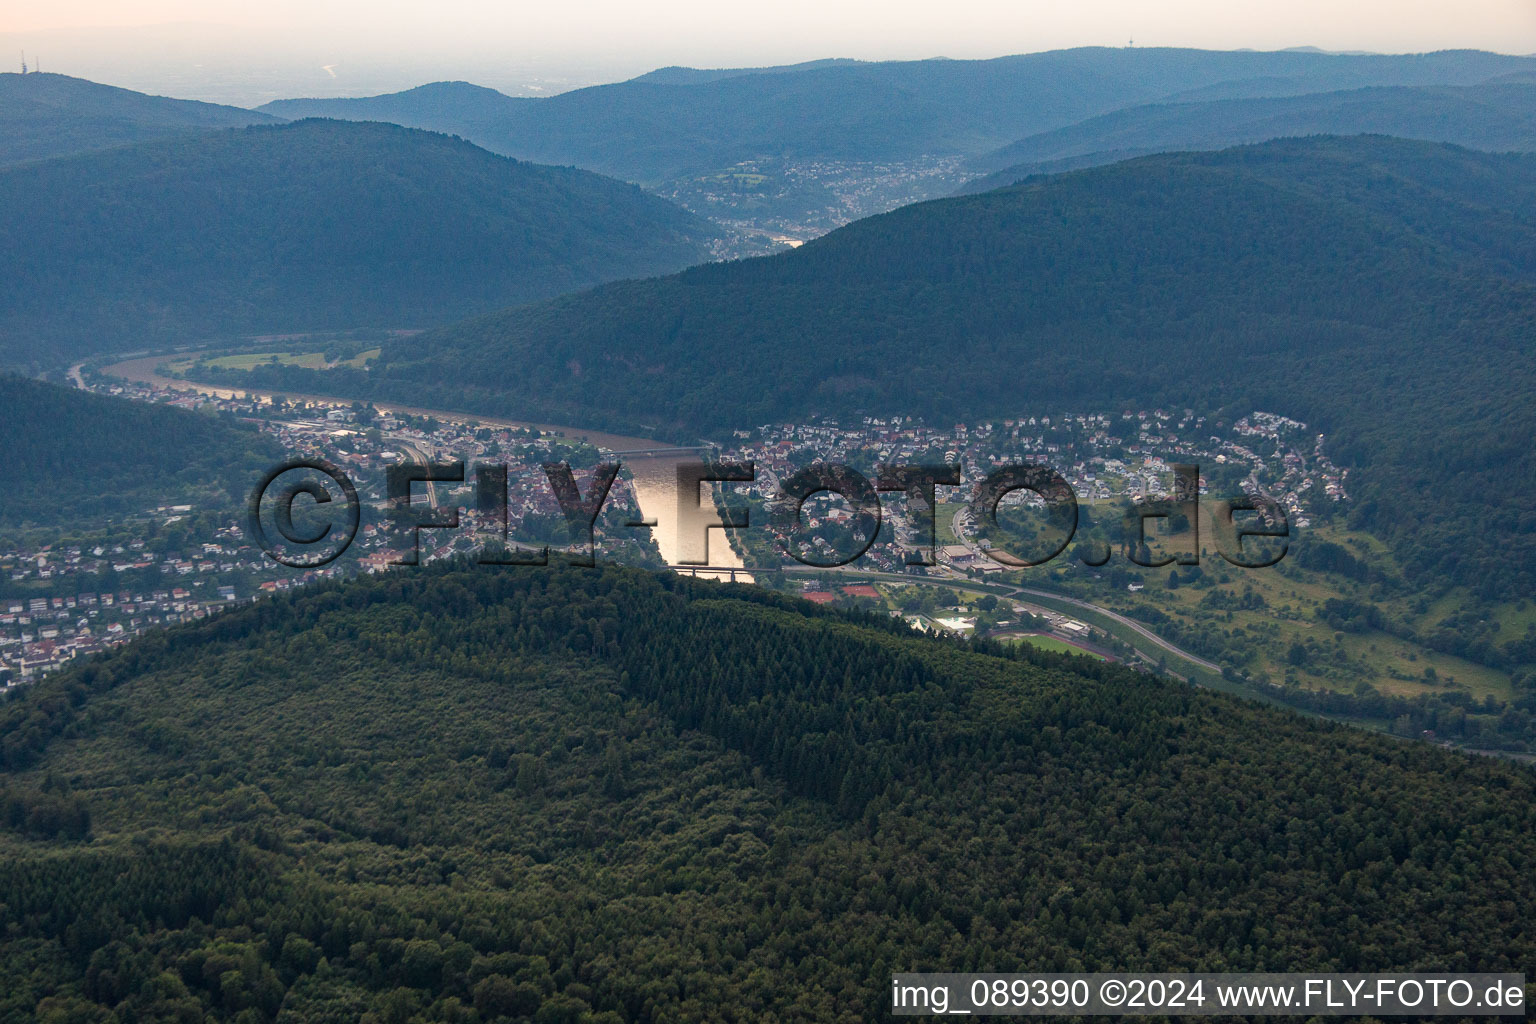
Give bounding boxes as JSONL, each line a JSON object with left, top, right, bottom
{"left": 1014, "top": 587, "right": 1222, "bottom": 673}
{"left": 945, "top": 498, "right": 1221, "bottom": 672}
{"left": 780, "top": 564, "right": 1222, "bottom": 679}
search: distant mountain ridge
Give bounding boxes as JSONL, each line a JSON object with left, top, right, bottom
{"left": 258, "top": 81, "right": 530, "bottom": 146}
{"left": 256, "top": 47, "right": 1536, "bottom": 183}
{"left": 0, "top": 119, "right": 716, "bottom": 366}
{"left": 625, "top": 58, "right": 865, "bottom": 85}
{"left": 962, "top": 81, "right": 1536, "bottom": 190}
{"left": 0, "top": 72, "right": 283, "bottom": 166}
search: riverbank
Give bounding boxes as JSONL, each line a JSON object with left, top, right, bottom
{"left": 98, "top": 354, "right": 749, "bottom": 579}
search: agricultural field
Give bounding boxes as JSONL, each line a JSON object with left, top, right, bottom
{"left": 163, "top": 347, "right": 380, "bottom": 375}
{"left": 1040, "top": 499, "right": 1518, "bottom": 705}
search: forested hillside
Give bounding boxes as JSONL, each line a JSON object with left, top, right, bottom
{"left": 1, "top": 562, "right": 1533, "bottom": 1022}
{"left": 0, "top": 72, "right": 282, "bottom": 166}
{"left": 257, "top": 48, "right": 1536, "bottom": 183}
{"left": 963, "top": 81, "right": 1536, "bottom": 190}
{"left": 0, "top": 375, "right": 281, "bottom": 531}
{"left": 357, "top": 136, "right": 1536, "bottom": 600}
{"left": 0, "top": 119, "right": 715, "bottom": 367}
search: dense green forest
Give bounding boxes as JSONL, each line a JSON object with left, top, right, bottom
{"left": 0, "top": 73, "right": 282, "bottom": 167}
{"left": 962, "top": 82, "right": 1536, "bottom": 189}
{"left": 0, "top": 120, "right": 715, "bottom": 367}
{"left": 347, "top": 136, "right": 1536, "bottom": 601}
{"left": 257, "top": 49, "right": 1536, "bottom": 183}
{"left": 1, "top": 561, "right": 1534, "bottom": 1021}
{"left": 0, "top": 375, "right": 281, "bottom": 531}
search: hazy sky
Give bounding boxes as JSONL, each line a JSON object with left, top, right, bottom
{"left": 5, "top": 0, "right": 1536, "bottom": 105}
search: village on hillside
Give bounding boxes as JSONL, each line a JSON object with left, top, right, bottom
{"left": 1, "top": 370, "right": 1347, "bottom": 687}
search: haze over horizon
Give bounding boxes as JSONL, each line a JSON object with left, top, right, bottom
{"left": 4, "top": 0, "right": 1535, "bottom": 106}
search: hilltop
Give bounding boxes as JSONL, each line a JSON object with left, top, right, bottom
{"left": 257, "top": 81, "right": 528, "bottom": 148}
{"left": 1, "top": 562, "right": 1533, "bottom": 1020}
{"left": 964, "top": 81, "right": 1536, "bottom": 190}
{"left": 0, "top": 119, "right": 716, "bottom": 367}
{"left": 0, "top": 72, "right": 282, "bottom": 166}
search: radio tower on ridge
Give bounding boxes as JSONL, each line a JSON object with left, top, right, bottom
{"left": 20, "top": 50, "right": 28, "bottom": 74}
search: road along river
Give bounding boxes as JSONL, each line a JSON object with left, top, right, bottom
{"left": 100, "top": 355, "right": 749, "bottom": 580}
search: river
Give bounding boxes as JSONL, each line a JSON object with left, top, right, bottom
{"left": 100, "top": 355, "right": 750, "bottom": 580}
